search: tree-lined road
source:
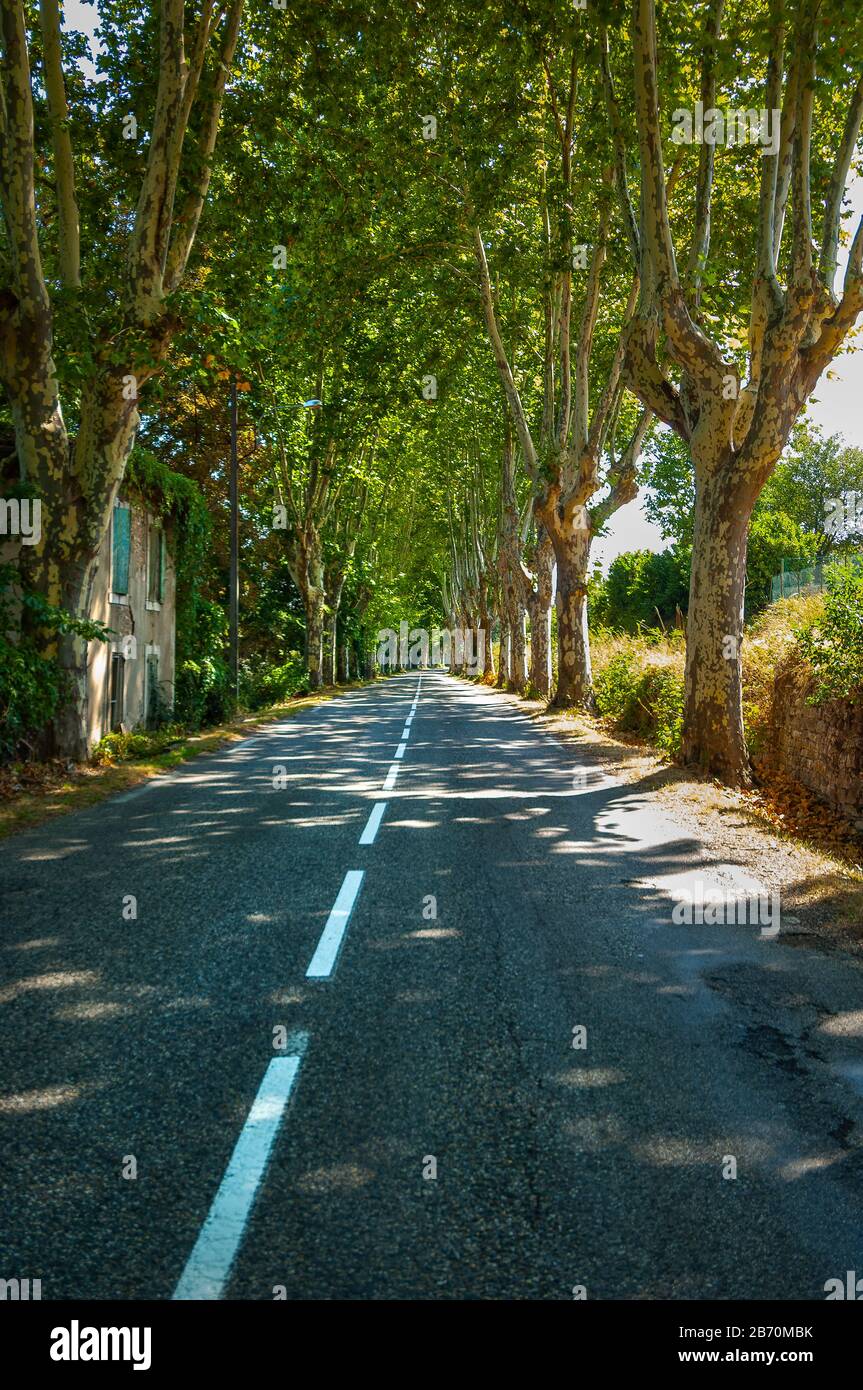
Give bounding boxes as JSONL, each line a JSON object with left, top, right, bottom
{"left": 2, "top": 674, "right": 863, "bottom": 1300}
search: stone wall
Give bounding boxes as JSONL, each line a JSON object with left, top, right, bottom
{"left": 761, "top": 669, "right": 863, "bottom": 832}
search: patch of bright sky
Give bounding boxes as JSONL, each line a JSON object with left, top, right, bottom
{"left": 63, "top": 0, "right": 102, "bottom": 80}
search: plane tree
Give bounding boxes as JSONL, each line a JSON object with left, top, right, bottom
{"left": 607, "top": 0, "right": 863, "bottom": 782}
{"left": 0, "top": 0, "right": 247, "bottom": 754}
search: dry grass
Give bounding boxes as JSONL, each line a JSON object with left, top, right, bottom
{"left": 590, "top": 625, "right": 686, "bottom": 674}
{"left": 742, "top": 593, "right": 824, "bottom": 749}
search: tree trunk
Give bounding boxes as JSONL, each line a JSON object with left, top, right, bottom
{"left": 482, "top": 619, "right": 496, "bottom": 681}
{"left": 10, "top": 306, "right": 146, "bottom": 757}
{"left": 549, "top": 523, "right": 593, "bottom": 708}
{"left": 324, "top": 612, "right": 337, "bottom": 685}
{"left": 681, "top": 467, "right": 752, "bottom": 785}
{"left": 305, "top": 587, "right": 325, "bottom": 689}
{"left": 509, "top": 605, "right": 527, "bottom": 692}
{"left": 288, "top": 523, "right": 327, "bottom": 690}
{"left": 497, "top": 617, "right": 510, "bottom": 687}
{"left": 527, "top": 529, "right": 554, "bottom": 700}
{"left": 337, "top": 641, "right": 349, "bottom": 683}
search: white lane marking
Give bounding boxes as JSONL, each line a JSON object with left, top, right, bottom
{"left": 173, "top": 1036, "right": 309, "bottom": 1300}
{"left": 306, "top": 870, "right": 365, "bottom": 979}
{"left": 383, "top": 763, "right": 400, "bottom": 791}
{"left": 401, "top": 725, "right": 411, "bottom": 739}
{"left": 359, "top": 802, "right": 387, "bottom": 845}
{"left": 394, "top": 742, "right": 407, "bottom": 759}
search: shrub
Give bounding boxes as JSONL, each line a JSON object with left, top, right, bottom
{"left": 174, "top": 656, "right": 233, "bottom": 728}
{"left": 0, "top": 563, "right": 111, "bottom": 761}
{"left": 238, "top": 653, "right": 306, "bottom": 710}
{"left": 0, "top": 636, "right": 62, "bottom": 760}
{"left": 91, "top": 723, "right": 186, "bottom": 766}
{"left": 593, "top": 648, "right": 684, "bottom": 757}
{"left": 795, "top": 563, "right": 863, "bottom": 703}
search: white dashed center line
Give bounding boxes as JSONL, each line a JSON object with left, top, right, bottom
{"left": 359, "top": 801, "right": 387, "bottom": 845}
{"left": 306, "top": 869, "right": 365, "bottom": 979}
{"left": 173, "top": 1034, "right": 309, "bottom": 1300}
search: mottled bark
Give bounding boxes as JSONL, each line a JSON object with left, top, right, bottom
{"left": 324, "top": 613, "right": 336, "bottom": 686}
{"left": 526, "top": 528, "right": 554, "bottom": 699}
{"left": 305, "top": 590, "right": 325, "bottom": 690}
{"left": 496, "top": 615, "right": 510, "bottom": 687}
{"left": 681, "top": 466, "right": 750, "bottom": 783}
{"left": 477, "top": 581, "right": 495, "bottom": 681}
{"left": 546, "top": 520, "right": 593, "bottom": 709}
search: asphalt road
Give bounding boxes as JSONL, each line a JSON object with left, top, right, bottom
{"left": 2, "top": 671, "right": 863, "bottom": 1300}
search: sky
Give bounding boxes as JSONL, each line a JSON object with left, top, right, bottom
{"left": 61, "top": 2, "right": 861, "bottom": 571}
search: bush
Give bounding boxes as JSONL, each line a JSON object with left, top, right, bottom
{"left": 795, "top": 563, "right": 863, "bottom": 703}
{"left": 0, "top": 636, "right": 62, "bottom": 760}
{"left": 174, "top": 656, "right": 234, "bottom": 728}
{"left": 593, "top": 648, "right": 684, "bottom": 757}
{"left": 590, "top": 547, "right": 690, "bottom": 632}
{"left": 91, "top": 723, "right": 186, "bottom": 766}
{"left": 238, "top": 652, "right": 306, "bottom": 710}
{"left": 0, "top": 563, "right": 111, "bottom": 761}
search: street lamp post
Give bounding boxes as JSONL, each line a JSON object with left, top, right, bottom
{"left": 229, "top": 375, "right": 240, "bottom": 703}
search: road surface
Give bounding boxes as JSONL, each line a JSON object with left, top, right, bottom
{"left": 2, "top": 672, "right": 863, "bottom": 1299}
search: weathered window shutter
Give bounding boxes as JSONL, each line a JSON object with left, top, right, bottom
{"left": 158, "top": 529, "right": 166, "bottom": 602}
{"left": 147, "top": 651, "right": 160, "bottom": 726}
{"left": 147, "top": 524, "right": 165, "bottom": 604}
{"left": 112, "top": 505, "right": 131, "bottom": 595}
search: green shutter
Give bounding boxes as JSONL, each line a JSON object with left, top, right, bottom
{"left": 158, "top": 529, "right": 166, "bottom": 602}
{"left": 112, "top": 505, "right": 130, "bottom": 595}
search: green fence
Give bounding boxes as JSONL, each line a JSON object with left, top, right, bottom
{"left": 770, "top": 553, "right": 863, "bottom": 605}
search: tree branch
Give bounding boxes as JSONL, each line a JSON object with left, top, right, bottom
{"left": 164, "top": 0, "right": 244, "bottom": 294}
{"left": 472, "top": 224, "right": 538, "bottom": 474}
{"left": 819, "top": 71, "right": 863, "bottom": 290}
{"left": 38, "top": 0, "right": 80, "bottom": 287}
{"left": 0, "top": 0, "right": 50, "bottom": 319}
{"left": 684, "top": 0, "right": 725, "bottom": 301}
{"left": 600, "top": 24, "right": 640, "bottom": 267}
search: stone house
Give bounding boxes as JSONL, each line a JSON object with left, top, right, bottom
{"left": 87, "top": 494, "right": 176, "bottom": 748}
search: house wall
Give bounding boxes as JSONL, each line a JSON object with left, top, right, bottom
{"left": 87, "top": 497, "right": 176, "bottom": 748}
